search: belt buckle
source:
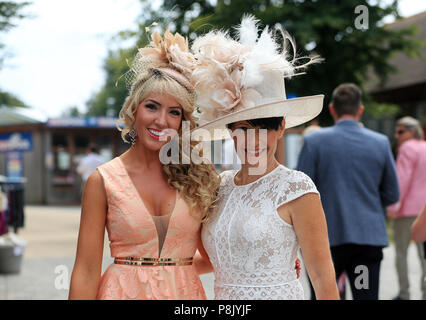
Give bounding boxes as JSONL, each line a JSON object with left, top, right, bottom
{"left": 114, "top": 256, "right": 192, "bottom": 266}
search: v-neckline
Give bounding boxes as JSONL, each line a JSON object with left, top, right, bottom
{"left": 117, "top": 156, "right": 179, "bottom": 257}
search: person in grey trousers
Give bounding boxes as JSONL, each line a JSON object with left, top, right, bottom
{"left": 387, "top": 116, "right": 426, "bottom": 300}
{"left": 297, "top": 83, "right": 400, "bottom": 300}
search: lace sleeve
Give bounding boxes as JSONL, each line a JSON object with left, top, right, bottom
{"left": 219, "top": 169, "right": 234, "bottom": 178}
{"left": 219, "top": 170, "right": 235, "bottom": 188}
{"left": 275, "top": 169, "right": 319, "bottom": 209}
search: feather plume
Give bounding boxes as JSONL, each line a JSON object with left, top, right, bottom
{"left": 191, "top": 15, "right": 321, "bottom": 122}
{"left": 235, "top": 14, "right": 260, "bottom": 47}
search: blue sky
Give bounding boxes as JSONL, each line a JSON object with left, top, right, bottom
{"left": 0, "top": 0, "right": 425, "bottom": 118}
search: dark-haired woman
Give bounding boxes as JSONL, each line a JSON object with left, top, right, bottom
{"left": 199, "top": 117, "right": 338, "bottom": 300}
{"left": 191, "top": 16, "right": 339, "bottom": 300}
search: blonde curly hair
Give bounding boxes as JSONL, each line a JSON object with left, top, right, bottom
{"left": 117, "top": 69, "right": 220, "bottom": 221}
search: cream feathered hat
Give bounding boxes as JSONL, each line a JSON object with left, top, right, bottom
{"left": 190, "top": 15, "right": 324, "bottom": 141}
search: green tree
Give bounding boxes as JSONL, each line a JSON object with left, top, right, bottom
{"left": 61, "top": 105, "right": 83, "bottom": 117}
{"left": 0, "top": 1, "right": 30, "bottom": 59}
{"left": 149, "top": 0, "right": 421, "bottom": 124}
{"left": 0, "top": 1, "right": 31, "bottom": 108}
{"left": 89, "top": 0, "right": 421, "bottom": 124}
{"left": 0, "top": 88, "right": 28, "bottom": 107}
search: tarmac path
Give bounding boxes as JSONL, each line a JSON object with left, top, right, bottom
{"left": 0, "top": 205, "right": 423, "bottom": 300}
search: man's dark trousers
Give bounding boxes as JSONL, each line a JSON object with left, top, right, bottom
{"left": 310, "top": 244, "right": 383, "bottom": 300}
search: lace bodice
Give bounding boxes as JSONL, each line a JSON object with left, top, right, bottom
{"left": 201, "top": 165, "right": 319, "bottom": 300}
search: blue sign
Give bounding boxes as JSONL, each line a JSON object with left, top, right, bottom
{"left": 0, "top": 132, "right": 33, "bottom": 153}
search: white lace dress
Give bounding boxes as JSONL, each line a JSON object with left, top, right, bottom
{"left": 201, "top": 165, "right": 319, "bottom": 300}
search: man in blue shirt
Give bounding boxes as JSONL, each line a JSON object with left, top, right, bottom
{"left": 297, "top": 83, "right": 400, "bottom": 300}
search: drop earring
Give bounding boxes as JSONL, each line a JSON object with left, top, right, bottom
{"left": 129, "top": 127, "right": 138, "bottom": 145}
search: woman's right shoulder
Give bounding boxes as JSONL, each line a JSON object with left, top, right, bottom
{"left": 97, "top": 157, "right": 121, "bottom": 171}
{"left": 96, "top": 157, "right": 123, "bottom": 179}
{"left": 85, "top": 170, "right": 106, "bottom": 194}
{"left": 87, "top": 169, "right": 103, "bottom": 185}
{"left": 219, "top": 169, "right": 234, "bottom": 179}
{"left": 219, "top": 170, "right": 236, "bottom": 187}
{"left": 82, "top": 170, "right": 107, "bottom": 207}
{"left": 86, "top": 157, "right": 121, "bottom": 192}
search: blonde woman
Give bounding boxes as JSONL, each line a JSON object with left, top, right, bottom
{"left": 68, "top": 30, "right": 220, "bottom": 300}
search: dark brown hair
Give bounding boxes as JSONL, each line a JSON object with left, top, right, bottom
{"left": 331, "top": 83, "right": 362, "bottom": 117}
{"left": 227, "top": 117, "right": 284, "bottom": 131}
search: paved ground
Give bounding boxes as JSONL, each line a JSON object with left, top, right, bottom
{"left": 0, "top": 205, "right": 424, "bottom": 300}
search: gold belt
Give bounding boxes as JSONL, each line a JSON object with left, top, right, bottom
{"left": 114, "top": 257, "right": 193, "bottom": 266}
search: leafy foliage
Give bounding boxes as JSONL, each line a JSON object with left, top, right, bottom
{"left": 87, "top": 0, "right": 421, "bottom": 125}
{"left": 0, "top": 0, "right": 31, "bottom": 108}
{"left": 0, "top": 1, "right": 31, "bottom": 66}
{"left": 0, "top": 88, "right": 28, "bottom": 107}
{"left": 0, "top": 1, "right": 30, "bottom": 32}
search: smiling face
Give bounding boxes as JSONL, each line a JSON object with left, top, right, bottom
{"left": 229, "top": 119, "right": 285, "bottom": 168}
{"left": 133, "top": 93, "right": 183, "bottom": 152}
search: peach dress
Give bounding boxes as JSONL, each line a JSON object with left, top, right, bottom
{"left": 95, "top": 157, "right": 206, "bottom": 300}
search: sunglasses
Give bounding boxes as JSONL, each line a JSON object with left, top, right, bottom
{"left": 395, "top": 129, "right": 406, "bottom": 135}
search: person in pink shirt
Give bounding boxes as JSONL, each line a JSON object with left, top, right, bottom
{"left": 387, "top": 116, "right": 426, "bottom": 300}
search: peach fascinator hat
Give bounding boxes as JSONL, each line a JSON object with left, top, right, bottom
{"left": 122, "top": 29, "right": 196, "bottom": 95}
{"left": 190, "top": 15, "right": 324, "bottom": 141}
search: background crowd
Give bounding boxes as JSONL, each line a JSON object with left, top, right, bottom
{"left": 297, "top": 83, "right": 426, "bottom": 300}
